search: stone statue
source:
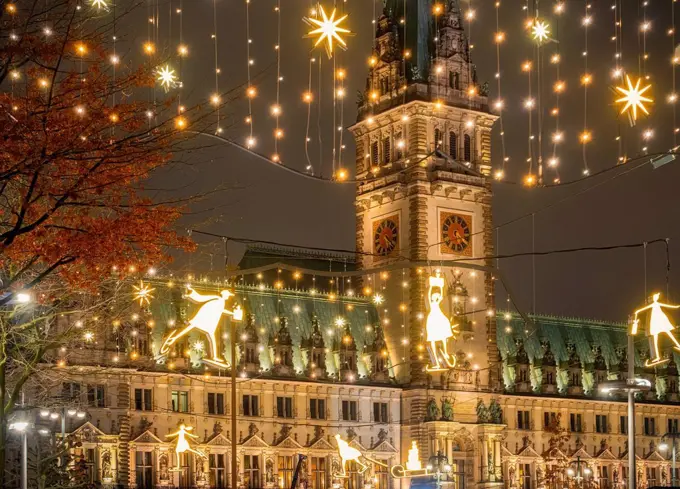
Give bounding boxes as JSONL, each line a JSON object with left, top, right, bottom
{"left": 196, "top": 458, "right": 207, "bottom": 482}
{"left": 159, "top": 453, "right": 170, "bottom": 481}
{"left": 266, "top": 458, "right": 276, "bottom": 484}
{"left": 101, "top": 450, "right": 112, "bottom": 480}
{"left": 213, "top": 422, "right": 223, "bottom": 436}
{"left": 488, "top": 399, "right": 503, "bottom": 424}
{"left": 441, "top": 398, "right": 453, "bottom": 421}
{"left": 377, "top": 428, "right": 388, "bottom": 443}
{"left": 426, "top": 398, "right": 440, "bottom": 421}
{"left": 248, "top": 423, "right": 259, "bottom": 437}
{"left": 476, "top": 399, "right": 490, "bottom": 423}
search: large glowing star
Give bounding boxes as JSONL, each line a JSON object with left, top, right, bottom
{"left": 166, "top": 424, "right": 205, "bottom": 470}
{"left": 632, "top": 292, "right": 680, "bottom": 367}
{"left": 531, "top": 19, "right": 551, "bottom": 44}
{"left": 304, "top": 5, "right": 352, "bottom": 58}
{"left": 90, "top": 0, "right": 108, "bottom": 9}
{"left": 615, "top": 75, "right": 653, "bottom": 121}
{"left": 391, "top": 441, "right": 432, "bottom": 479}
{"left": 334, "top": 434, "right": 387, "bottom": 478}
{"left": 425, "top": 272, "right": 458, "bottom": 372}
{"left": 159, "top": 286, "right": 243, "bottom": 368}
{"left": 132, "top": 280, "right": 155, "bottom": 307}
{"left": 156, "top": 65, "right": 178, "bottom": 91}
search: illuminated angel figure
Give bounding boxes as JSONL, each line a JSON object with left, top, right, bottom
{"left": 159, "top": 286, "right": 243, "bottom": 368}
{"left": 166, "top": 424, "right": 205, "bottom": 469}
{"left": 632, "top": 292, "right": 680, "bottom": 366}
{"left": 425, "top": 272, "right": 457, "bottom": 371}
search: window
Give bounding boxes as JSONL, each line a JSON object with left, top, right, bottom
{"left": 669, "top": 418, "right": 680, "bottom": 434}
{"left": 208, "top": 392, "right": 225, "bottom": 415}
{"left": 244, "top": 454, "right": 260, "bottom": 489}
{"left": 245, "top": 345, "right": 258, "bottom": 364}
{"left": 517, "top": 368, "right": 529, "bottom": 383}
{"left": 83, "top": 448, "right": 95, "bottom": 483}
{"left": 670, "top": 379, "right": 678, "bottom": 393}
{"left": 276, "top": 396, "right": 293, "bottom": 418}
{"left": 373, "top": 402, "right": 389, "bottom": 423}
{"left": 374, "top": 460, "right": 389, "bottom": 489}
{"left": 62, "top": 382, "right": 81, "bottom": 401}
{"left": 278, "top": 455, "right": 295, "bottom": 489}
{"left": 543, "top": 412, "right": 557, "bottom": 429}
{"left": 646, "top": 467, "right": 657, "bottom": 487}
{"left": 348, "top": 460, "right": 363, "bottom": 489}
{"left": 243, "top": 394, "right": 259, "bottom": 417}
{"left": 395, "top": 133, "right": 404, "bottom": 160}
{"left": 311, "top": 457, "right": 327, "bottom": 489}
{"left": 382, "top": 137, "right": 391, "bottom": 164}
{"left": 134, "top": 388, "right": 153, "bottom": 411}
{"left": 449, "top": 71, "right": 460, "bottom": 90}
{"left": 596, "top": 414, "right": 608, "bottom": 433}
{"left": 171, "top": 390, "right": 189, "bottom": 413}
{"left": 342, "top": 400, "right": 358, "bottom": 421}
{"left": 450, "top": 460, "right": 465, "bottom": 489}
{"left": 517, "top": 410, "right": 530, "bottom": 430}
{"left": 210, "top": 453, "right": 226, "bottom": 489}
{"left": 133, "top": 331, "right": 149, "bottom": 356}
{"left": 371, "top": 141, "right": 379, "bottom": 166}
{"left": 545, "top": 371, "right": 555, "bottom": 385}
{"left": 448, "top": 131, "right": 457, "bottom": 159}
{"left": 644, "top": 416, "right": 656, "bottom": 436}
{"left": 598, "top": 466, "right": 610, "bottom": 489}
{"left": 620, "top": 416, "right": 628, "bottom": 434}
{"left": 434, "top": 129, "right": 442, "bottom": 150}
{"left": 87, "top": 385, "right": 105, "bottom": 408}
{"left": 519, "top": 463, "right": 532, "bottom": 489}
{"left": 310, "top": 398, "right": 326, "bottom": 420}
{"left": 135, "top": 451, "right": 154, "bottom": 489}
{"left": 463, "top": 134, "right": 471, "bottom": 162}
{"left": 570, "top": 413, "right": 583, "bottom": 433}
{"left": 570, "top": 370, "right": 582, "bottom": 387}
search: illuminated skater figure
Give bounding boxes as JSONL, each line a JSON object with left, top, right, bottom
{"left": 166, "top": 424, "right": 206, "bottom": 470}
{"left": 159, "top": 286, "right": 243, "bottom": 368}
{"left": 425, "top": 272, "right": 458, "bottom": 371}
{"left": 632, "top": 292, "right": 680, "bottom": 367}
{"left": 333, "top": 434, "right": 386, "bottom": 478}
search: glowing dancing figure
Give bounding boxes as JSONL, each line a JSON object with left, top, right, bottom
{"left": 632, "top": 292, "right": 680, "bottom": 367}
{"left": 333, "top": 434, "right": 386, "bottom": 477}
{"left": 159, "top": 286, "right": 243, "bottom": 368}
{"left": 425, "top": 272, "right": 458, "bottom": 371}
{"left": 166, "top": 424, "right": 206, "bottom": 470}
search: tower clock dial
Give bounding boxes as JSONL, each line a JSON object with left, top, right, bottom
{"left": 440, "top": 212, "right": 472, "bottom": 256}
{"left": 373, "top": 216, "right": 399, "bottom": 257}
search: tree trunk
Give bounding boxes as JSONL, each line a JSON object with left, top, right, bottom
{"left": 0, "top": 360, "right": 7, "bottom": 488}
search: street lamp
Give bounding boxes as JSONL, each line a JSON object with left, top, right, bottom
{"left": 9, "top": 419, "right": 29, "bottom": 489}
{"left": 426, "top": 451, "right": 453, "bottom": 489}
{"left": 566, "top": 458, "right": 592, "bottom": 488}
{"left": 659, "top": 432, "right": 680, "bottom": 485}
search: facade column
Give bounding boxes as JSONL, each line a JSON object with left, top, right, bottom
{"left": 481, "top": 439, "right": 489, "bottom": 482}
{"left": 494, "top": 438, "right": 502, "bottom": 481}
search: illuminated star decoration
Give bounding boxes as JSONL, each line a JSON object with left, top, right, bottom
{"left": 156, "top": 65, "right": 178, "bottom": 92}
{"left": 373, "top": 293, "right": 384, "bottom": 305}
{"left": 132, "top": 280, "right": 155, "bottom": 307}
{"left": 531, "top": 19, "right": 551, "bottom": 44}
{"left": 615, "top": 75, "right": 653, "bottom": 121}
{"left": 90, "top": 0, "right": 109, "bottom": 10}
{"left": 303, "top": 5, "right": 352, "bottom": 59}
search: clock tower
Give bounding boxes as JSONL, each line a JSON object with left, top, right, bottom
{"left": 349, "top": 0, "right": 499, "bottom": 390}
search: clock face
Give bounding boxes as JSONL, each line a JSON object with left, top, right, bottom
{"left": 373, "top": 216, "right": 399, "bottom": 257}
{"left": 440, "top": 212, "right": 472, "bottom": 256}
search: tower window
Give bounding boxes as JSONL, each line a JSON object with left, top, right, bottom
{"left": 395, "top": 132, "right": 403, "bottom": 160}
{"left": 463, "top": 134, "right": 471, "bottom": 161}
{"left": 371, "top": 141, "right": 379, "bottom": 166}
{"left": 448, "top": 131, "right": 458, "bottom": 159}
{"left": 434, "top": 128, "right": 442, "bottom": 150}
{"left": 382, "top": 137, "right": 391, "bottom": 164}
{"left": 449, "top": 71, "right": 460, "bottom": 90}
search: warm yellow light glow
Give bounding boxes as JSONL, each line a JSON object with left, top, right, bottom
{"left": 632, "top": 293, "right": 680, "bottom": 367}
{"left": 156, "top": 65, "right": 177, "bottom": 90}
{"left": 580, "top": 131, "right": 592, "bottom": 143}
{"left": 495, "top": 32, "right": 506, "bottom": 44}
{"left": 335, "top": 168, "right": 349, "bottom": 181}
{"left": 615, "top": 74, "right": 653, "bottom": 120}
{"left": 143, "top": 42, "right": 156, "bottom": 55}
{"left": 246, "top": 86, "right": 257, "bottom": 98}
{"left": 522, "top": 61, "right": 532, "bottom": 72}
{"left": 304, "top": 5, "right": 352, "bottom": 58}
{"left": 581, "top": 73, "right": 592, "bottom": 85}
{"left": 524, "top": 174, "right": 536, "bottom": 187}
{"left": 303, "top": 91, "right": 313, "bottom": 102}
{"left": 174, "top": 116, "right": 188, "bottom": 130}
{"left": 159, "top": 286, "right": 243, "bottom": 368}
{"left": 166, "top": 424, "right": 206, "bottom": 468}
{"left": 91, "top": 0, "right": 108, "bottom": 9}
{"left": 6, "top": 3, "right": 17, "bottom": 14}
{"left": 406, "top": 441, "right": 422, "bottom": 471}
{"left": 74, "top": 42, "right": 88, "bottom": 56}
{"left": 132, "top": 280, "right": 156, "bottom": 306}
{"left": 334, "top": 434, "right": 386, "bottom": 477}
{"left": 553, "top": 81, "right": 565, "bottom": 93}
{"left": 424, "top": 272, "right": 458, "bottom": 372}
{"left": 177, "top": 44, "right": 189, "bottom": 57}
{"left": 211, "top": 94, "right": 221, "bottom": 105}
{"left": 531, "top": 19, "right": 551, "bottom": 43}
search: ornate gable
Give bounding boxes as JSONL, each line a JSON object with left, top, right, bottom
{"left": 371, "top": 440, "right": 398, "bottom": 453}
{"left": 596, "top": 449, "right": 617, "bottom": 460}
{"left": 206, "top": 433, "right": 231, "bottom": 447}
{"left": 309, "top": 437, "right": 334, "bottom": 451}
{"left": 646, "top": 450, "right": 666, "bottom": 461}
{"left": 276, "top": 436, "right": 303, "bottom": 449}
{"left": 131, "top": 429, "right": 163, "bottom": 445}
{"left": 241, "top": 434, "right": 269, "bottom": 449}
{"left": 348, "top": 439, "right": 367, "bottom": 452}
{"left": 570, "top": 447, "right": 592, "bottom": 459}
{"left": 72, "top": 422, "right": 106, "bottom": 442}
{"left": 517, "top": 445, "right": 542, "bottom": 459}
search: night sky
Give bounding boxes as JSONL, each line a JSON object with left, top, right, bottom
{"left": 136, "top": 0, "right": 680, "bottom": 322}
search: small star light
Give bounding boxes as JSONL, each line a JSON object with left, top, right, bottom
{"left": 334, "top": 316, "right": 347, "bottom": 328}
{"left": 304, "top": 5, "right": 352, "bottom": 59}
{"left": 373, "top": 293, "right": 384, "bottom": 305}
{"left": 90, "top": 0, "right": 108, "bottom": 10}
{"left": 531, "top": 19, "right": 551, "bottom": 44}
{"left": 132, "top": 280, "right": 156, "bottom": 306}
{"left": 192, "top": 341, "right": 205, "bottom": 353}
{"left": 615, "top": 75, "right": 653, "bottom": 121}
{"left": 156, "top": 65, "right": 178, "bottom": 91}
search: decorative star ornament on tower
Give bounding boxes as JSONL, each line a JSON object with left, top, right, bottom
{"left": 304, "top": 5, "right": 352, "bottom": 58}
{"left": 156, "top": 65, "right": 178, "bottom": 91}
{"left": 90, "top": 0, "right": 109, "bottom": 10}
{"left": 531, "top": 19, "right": 551, "bottom": 44}
{"left": 615, "top": 74, "right": 653, "bottom": 121}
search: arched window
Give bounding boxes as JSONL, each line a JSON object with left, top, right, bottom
{"left": 382, "top": 137, "right": 391, "bottom": 164}
{"left": 434, "top": 128, "right": 442, "bottom": 150}
{"left": 463, "top": 134, "right": 471, "bottom": 161}
{"left": 449, "top": 131, "right": 458, "bottom": 159}
{"left": 371, "top": 140, "right": 379, "bottom": 166}
{"left": 449, "top": 71, "right": 460, "bottom": 90}
{"left": 395, "top": 132, "right": 403, "bottom": 160}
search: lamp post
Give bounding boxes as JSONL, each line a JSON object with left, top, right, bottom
{"left": 659, "top": 431, "right": 680, "bottom": 485}
{"left": 9, "top": 420, "right": 28, "bottom": 489}
{"left": 566, "top": 457, "right": 592, "bottom": 489}
{"left": 426, "top": 451, "right": 452, "bottom": 489}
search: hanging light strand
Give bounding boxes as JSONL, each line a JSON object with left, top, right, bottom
{"left": 245, "top": 0, "right": 255, "bottom": 148}
{"left": 671, "top": 0, "right": 678, "bottom": 145}
{"left": 273, "top": 0, "right": 282, "bottom": 162}
{"left": 494, "top": 1, "right": 508, "bottom": 179}
{"left": 581, "top": 1, "right": 591, "bottom": 176}
{"left": 549, "top": 0, "right": 562, "bottom": 183}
